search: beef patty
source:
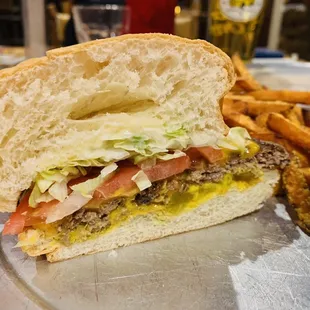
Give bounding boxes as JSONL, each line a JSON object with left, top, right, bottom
{"left": 59, "top": 140, "right": 290, "bottom": 236}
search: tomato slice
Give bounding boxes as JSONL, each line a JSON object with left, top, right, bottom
{"left": 195, "top": 147, "right": 225, "bottom": 164}
{"left": 25, "top": 200, "right": 59, "bottom": 226}
{"left": 94, "top": 156, "right": 190, "bottom": 199}
{"left": 144, "top": 156, "right": 191, "bottom": 182}
{"left": 2, "top": 193, "right": 31, "bottom": 235}
{"left": 2, "top": 156, "right": 191, "bottom": 234}
{"left": 2, "top": 193, "right": 60, "bottom": 235}
{"left": 94, "top": 166, "right": 140, "bottom": 199}
{"left": 185, "top": 148, "right": 203, "bottom": 161}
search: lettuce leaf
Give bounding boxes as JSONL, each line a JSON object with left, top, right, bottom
{"left": 131, "top": 170, "right": 152, "bottom": 191}
{"left": 157, "top": 150, "right": 186, "bottom": 161}
{"left": 29, "top": 184, "right": 42, "bottom": 208}
{"left": 48, "top": 181, "right": 68, "bottom": 202}
{"left": 70, "top": 163, "right": 118, "bottom": 198}
{"left": 217, "top": 127, "right": 251, "bottom": 153}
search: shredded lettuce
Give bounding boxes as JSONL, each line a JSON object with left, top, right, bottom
{"left": 114, "top": 135, "right": 151, "bottom": 155}
{"left": 39, "top": 171, "right": 67, "bottom": 183}
{"left": 70, "top": 163, "right": 118, "bottom": 198}
{"left": 36, "top": 177, "right": 54, "bottom": 193}
{"left": 137, "top": 157, "right": 157, "bottom": 169}
{"left": 30, "top": 166, "right": 89, "bottom": 207}
{"left": 165, "top": 127, "right": 187, "bottom": 139}
{"left": 157, "top": 150, "right": 186, "bottom": 161}
{"left": 48, "top": 181, "right": 68, "bottom": 202}
{"left": 217, "top": 127, "right": 251, "bottom": 153}
{"left": 29, "top": 184, "right": 42, "bottom": 208}
{"left": 131, "top": 170, "right": 152, "bottom": 191}
{"left": 35, "top": 192, "right": 55, "bottom": 204}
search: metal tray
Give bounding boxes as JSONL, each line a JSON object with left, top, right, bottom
{"left": 1, "top": 60, "right": 310, "bottom": 310}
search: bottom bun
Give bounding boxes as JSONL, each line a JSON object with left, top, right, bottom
{"left": 46, "top": 170, "right": 279, "bottom": 262}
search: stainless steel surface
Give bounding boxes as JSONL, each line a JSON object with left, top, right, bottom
{"left": 0, "top": 61, "right": 310, "bottom": 310}
{"left": 1, "top": 200, "right": 309, "bottom": 310}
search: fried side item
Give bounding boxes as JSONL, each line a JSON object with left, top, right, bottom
{"left": 224, "top": 112, "right": 270, "bottom": 134}
{"left": 303, "top": 110, "right": 310, "bottom": 127}
{"left": 267, "top": 113, "right": 310, "bottom": 150}
{"left": 231, "top": 53, "right": 262, "bottom": 91}
{"left": 255, "top": 113, "right": 270, "bottom": 128}
{"left": 301, "top": 168, "right": 310, "bottom": 186}
{"left": 249, "top": 90, "right": 310, "bottom": 105}
{"left": 225, "top": 94, "right": 255, "bottom": 101}
{"left": 284, "top": 105, "right": 305, "bottom": 126}
{"left": 223, "top": 98, "right": 293, "bottom": 117}
{"left": 222, "top": 98, "right": 247, "bottom": 115}
{"left": 283, "top": 153, "right": 310, "bottom": 232}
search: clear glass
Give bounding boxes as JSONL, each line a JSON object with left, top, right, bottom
{"left": 72, "top": 5, "right": 131, "bottom": 43}
{"left": 208, "top": 0, "right": 266, "bottom": 60}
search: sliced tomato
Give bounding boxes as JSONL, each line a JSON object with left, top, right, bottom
{"left": 185, "top": 148, "right": 203, "bottom": 161}
{"left": 144, "top": 156, "right": 191, "bottom": 182}
{"left": 94, "top": 156, "right": 190, "bottom": 199}
{"left": 25, "top": 200, "right": 59, "bottom": 226}
{"left": 94, "top": 166, "right": 140, "bottom": 199}
{"left": 2, "top": 193, "right": 60, "bottom": 235}
{"left": 195, "top": 147, "right": 225, "bottom": 164}
{"left": 2, "top": 192, "right": 31, "bottom": 235}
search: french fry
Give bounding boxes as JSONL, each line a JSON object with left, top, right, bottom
{"left": 249, "top": 89, "right": 310, "bottom": 105}
{"left": 225, "top": 94, "right": 255, "bottom": 101}
{"left": 242, "top": 99, "right": 293, "bottom": 116}
{"left": 225, "top": 96, "right": 293, "bottom": 116}
{"left": 284, "top": 105, "right": 305, "bottom": 126}
{"left": 303, "top": 110, "right": 310, "bottom": 127}
{"left": 224, "top": 112, "right": 270, "bottom": 134}
{"left": 300, "top": 168, "right": 310, "bottom": 186}
{"left": 267, "top": 113, "right": 310, "bottom": 150}
{"left": 222, "top": 98, "right": 247, "bottom": 115}
{"left": 283, "top": 153, "right": 310, "bottom": 232}
{"left": 231, "top": 82, "right": 246, "bottom": 94}
{"left": 231, "top": 53, "right": 262, "bottom": 91}
{"left": 255, "top": 113, "right": 270, "bottom": 128}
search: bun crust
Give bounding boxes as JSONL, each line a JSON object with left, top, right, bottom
{"left": 0, "top": 34, "right": 235, "bottom": 212}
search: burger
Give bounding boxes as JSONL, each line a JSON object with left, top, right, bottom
{"left": 0, "top": 34, "right": 289, "bottom": 261}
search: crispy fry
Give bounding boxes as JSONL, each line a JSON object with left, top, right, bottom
{"left": 231, "top": 82, "right": 246, "bottom": 93}
{"left": 284, "top": 105, "right": 305, "bottom": 126}
{"left": 243, "top": 99, "right": 293, "bottom": 116}
{"left": 283, "top": 153, "right": 310, "bottom": 232}
{"left": 224, "top": 112, "right": 270, "bottom": 134}
{"left": 231, "top": 53, "right": 262, "bottom": 91}
{"left": 303, "top": 110, "right": 310, "bottom": 127}
{"left": 225, "top": 96, "right": 293, "bottom": 116}
{"left": 300, "top": 168, "right": 310, "bottom": 186}
{"left": 267, "top": 113, "right": 310, "bottom": 150}
{"left": 249, "top": 89, "right": 310, "bottom": 105}
{"left": 225, "top": 94, "right": 255, "bottom": 101}
{"left": 222, "top": 98, "right": 247, "bottom": 115}
{"left": 255, "top": 113, "right": 270, "bottom": 128}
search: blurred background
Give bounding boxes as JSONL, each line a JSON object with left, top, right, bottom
{"left": 1, "top": 0, "right": 310, "bottom": 68}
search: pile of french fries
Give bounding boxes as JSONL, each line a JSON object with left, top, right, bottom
{"left": 223, "top": 54, "right": 310, "bottom": 232}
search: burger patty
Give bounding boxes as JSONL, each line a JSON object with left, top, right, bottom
{"left": 254, "top": 139, "right": 290, "bottom": 170}
{"left": 58, "top": 140, "right": 290, "bottom": 237}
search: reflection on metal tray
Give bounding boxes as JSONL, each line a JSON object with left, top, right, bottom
{"left": 0, "top": 60, "right": 310, "bottom": 310}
